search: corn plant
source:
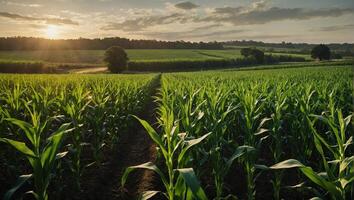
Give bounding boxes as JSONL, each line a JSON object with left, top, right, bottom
{"left": 87, "top": 82, "right": 110, "bottom": 164}
{"left": 0, "top": 107, "right": 72, "bottom": 200}
{"left": 269, "top": 110, "right": 353, "bottom": 199}
{"left": 290, "top": 85, "right": 317, "bottom": 164}
{"left": 237, "top": 87, "right": 269, "bottom": 200}
{"left": 268, "top": 84, "right": 288, "bottom": 200}
{"left": 121, "top": 110, "right": 210, "bottom": 200}
{"left": 62, "top": 84, "right": 91, "bottom": 190}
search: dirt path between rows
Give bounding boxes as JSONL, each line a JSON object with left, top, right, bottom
{"left": 78, "top": 75, "right": 161, "bottom": 200}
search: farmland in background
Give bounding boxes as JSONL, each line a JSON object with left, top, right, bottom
{"left": 0, "top": 49, "right": 309, "bottom": 64}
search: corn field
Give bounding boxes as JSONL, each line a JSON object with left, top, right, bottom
{"left": 1, "top": 65, "right": 353, "bottom": 199}
{"left": 124, "top": 66, "right": 353, "bottom": 199}
{"left": 0, "top": 74, "right": 156, "bottom": 199}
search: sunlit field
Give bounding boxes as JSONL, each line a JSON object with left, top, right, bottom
{"left": 1, "top": 0, "right": 354, "bottom": 199}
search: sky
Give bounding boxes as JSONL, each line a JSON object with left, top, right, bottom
{"left": 0, "top": 0, "right": 354, "bottom": 43}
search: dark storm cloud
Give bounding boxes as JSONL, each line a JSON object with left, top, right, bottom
{"left": 174, "top": 1, "right": 199, "bottom": 10}
{"left": 0, "top": 12, "right": 79, "bottom": 25}
{"left": 200, "top": 7, "right": 354, "bottom": 26}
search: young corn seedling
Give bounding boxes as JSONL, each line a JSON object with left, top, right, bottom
{"left": 121, "top": 110, "right": 210, "bottom": 200}
{"left": 0, "top": 106, "right": 72, "bottom": 200}
{"left": 269, "top": 110, "right": 353, "bottom": 200}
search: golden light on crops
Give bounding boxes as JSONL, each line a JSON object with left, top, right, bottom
{"left": 45, "top": 25, "right": 59, "bottom": 39}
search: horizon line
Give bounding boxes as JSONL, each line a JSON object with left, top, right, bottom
{"left": 1, "top": 36, "right": 353, "bottom": 45}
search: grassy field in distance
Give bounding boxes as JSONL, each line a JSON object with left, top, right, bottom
{"left": 0, "top": 49, "right": 309, "bottom": 64}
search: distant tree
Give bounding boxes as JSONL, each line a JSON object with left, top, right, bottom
{"left": 331, "top": 53, "right": 343, "bottom": 60}
{"left": 252, "top": 48, "right": 265, "bottom": 64}
{"left": 241, "top": 48, "right": 265, "bottom": 63}
{"left": 241, "top": 48, "right": 252, "bottom": 57}
{"left": 104, "top": 46, "right": 128, "bottom": 73}
{"left": 311, "top": 44, "right": 331, "bottom": 61}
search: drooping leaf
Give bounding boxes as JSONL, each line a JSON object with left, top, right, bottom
{"left": 139, "top": 191, "right": 161, "bottom": 200}
{"left": 226, "top": 145, "right": 255, "bottom": 172}
{"left": 270, "top": 159, "right": 304, "bottom": 169}
{"left": 177, "top": 168, "right": 208, "bottom": 200}
{"left": 0, "top": 138, "right": 37, "bottom": 158}
{"left": 121, "top": 162, "right": 168, "bottom": 190}
{"left": 5, "top": 118, "right": 35, "bottom": 145}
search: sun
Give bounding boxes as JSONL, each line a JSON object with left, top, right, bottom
{"left": 45, "top": 25, "right": 59, "bottom": 39}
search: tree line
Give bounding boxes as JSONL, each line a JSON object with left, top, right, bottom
{"left": 1, "top": 37, "right": 353, "bottom": 54}
{"left": 223, "top": 40, "right": 354, "bottom": 56}
{"left": 0, "top": 37, "right": 223, "bottom": 50}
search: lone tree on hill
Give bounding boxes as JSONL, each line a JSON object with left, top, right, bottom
{"left": 311, "top": 44, "right": 331, "bottom": 61}
{"left": 104, "top": 46, "right": 128, "bottom": 73}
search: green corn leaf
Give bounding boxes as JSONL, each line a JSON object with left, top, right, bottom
{"left": 226, "top": 145, "right": 255, "bottom": 172}
{"left": 56, "top": 151, "right": 68, "bottom": 159}
{"left": 178, "top": 132, "right": 211, "bottom": 165}
{"left": 41, "top": 123, "right": 73, "bottom": 171}
{"left": 121, "top": 162, "right": 169, "bottom": 190}
{"left": 174, "top": 175, "right": 187, "bottom": 199}
{"left": 339, "top": 156, "right": 354, "bottom": 175}
{"left": 270, "top": 159, "right": 305, "bottom": 169}
{"left": 270, "top": 159, "right": 342, "bottom": 198}
{"left": 299, "top": 167, "right": 341, "bottom": 198}
{"left": 133, "top": 116, "right": 168, "bottom": 158}
{"left": 0, "top": 138, "right": 37, "bottom": 158}
{"left": 4, "top": 174, "right": 33, "bottom": 200}
{"left": 309, "top": 197, "right": 323, "bottom": 200}
{"left": 41, "top": 123, "right": 72, "bottom": 169}
{"left": 254, "top": 128, "right": 269, "bottom": 136}
{"left": 5, "top": 118, "right": 35, "bottom": 145}
{"left": 343, "top": 136, "right": 353, "bottom": 152}
{"left": 177, "top": 168, "right": 208, "bottom": 200}
{"left": 311, "top": 114, "right": 343, "bottom": 150}
{"left": 139, "top": 191, "right": 161, "bottom": 200}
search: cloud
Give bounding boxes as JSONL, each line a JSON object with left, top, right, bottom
{"left": 28, "top": 24, "right": 47, "bottom": 29}
{"left": 102, "top": 1, "right": 354, "bottom": 33}
{"left": 1, "top": 1, "right": 42, "bottom": 8}
{"left": 101, "top": 13, "right": 186, "bottom": 31}
{"left": 174, "top": 1, "right": 199, "bottom": 10}
{"left": 141, "top": 25, "right": 246, "bottom": 40}
{"left": 251, "top": 0, "right": 268, "bottom": 11}
{"left": 141, "top": 30, "right": 293, "bottom": 42}
{"left": 0, "top": 12, "right": 79, "bottom": 25}
{"left": 315, "top": 24, "right": 354, "bottom": 32}
{"left": 200, "top": 5, "right": 354, "bottom": 26}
